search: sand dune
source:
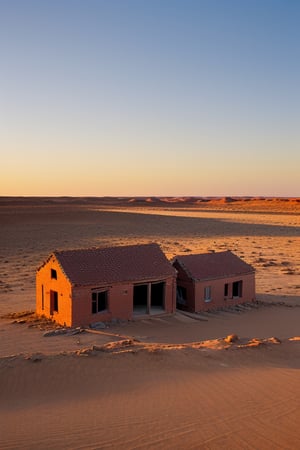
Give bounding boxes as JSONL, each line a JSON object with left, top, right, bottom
{"left": 0, "top": 197, "right": 299, "bottom": 449}
{"left": 1, "top": 335, "right": 300, "bottom": 450}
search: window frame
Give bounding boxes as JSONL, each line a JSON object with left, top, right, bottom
{"left": 204, "top": 286, "right": 212, "bottom": 302}
{"left": 92, "top": 290, "right": 108, "bottom": 314}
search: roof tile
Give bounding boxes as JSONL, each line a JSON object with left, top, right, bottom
{"left": 174, "top": 250, "right": 254, "bottom": 280}
{"left": 53, "top": 243, "right": 175, "bottom": 286}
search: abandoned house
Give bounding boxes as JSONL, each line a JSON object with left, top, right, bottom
{"left": 172, "top": 250, "right": 255, "bottom": 312}
{"left": 36, "top": 243, "right": 177, "bottom": 327}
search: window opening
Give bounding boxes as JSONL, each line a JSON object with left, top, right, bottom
{"left": 204, "top": 286, "right": 212, "bottom": 302}
{"left": 51, "top": 269, "right": 57, "bottom": 279}
{"left": 232, "top": 280, "right": 243, "bottom": 298}
{"left": 92, "top": 291, "right": 108, "bottom": 314}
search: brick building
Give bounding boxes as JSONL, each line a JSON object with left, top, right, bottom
{"left": 173, "top": 251, "right": 255, "bottom": 312}
{"left": 36, "top": 243, "right": 176, "bottom": 327}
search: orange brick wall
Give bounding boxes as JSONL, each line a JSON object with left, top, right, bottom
{"left": 194, "top": 272, "right": 255, "bottom": 312}
{"left": 72, "top": 275, "right": 176, "bottom": 327}
{"left": 36, "top": 256, "right": 73, "bottom": 326}
{"left": 71, "top": 283, "right": 133, "bottom": 326}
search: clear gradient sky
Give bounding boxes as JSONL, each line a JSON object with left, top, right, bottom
{"left": 1, "top": 0, "right": 299, "bottom": 197}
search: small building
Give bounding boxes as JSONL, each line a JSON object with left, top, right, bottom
{"left": 36, "top": 243, "right": 177, "bottom": 327}
{"left": 172, "top": 250, "right": 255, "bottom": 312}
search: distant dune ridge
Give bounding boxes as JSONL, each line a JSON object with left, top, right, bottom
{"left": 1, "top": 195, "right": 300, "bottom": 209}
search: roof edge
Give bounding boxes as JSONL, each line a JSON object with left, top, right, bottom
{"left": 36, "top": 252, "right": 73, "bottom": 285}
{"left": 172, "top": 258, "right": 194, "bottom": 280}
{"left": 73, "top": 273, "right": 176, "bottom": 288}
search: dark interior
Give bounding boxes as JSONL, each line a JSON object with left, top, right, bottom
{"left": 151, "top": 282, "right": 165, "bottom": 308}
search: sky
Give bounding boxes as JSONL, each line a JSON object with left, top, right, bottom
{"left": 1, "top": 0, "right": 299, "bottom": 197}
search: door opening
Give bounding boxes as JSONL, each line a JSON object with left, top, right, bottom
{"left": 133, "top": 284, "right": 148, "bottom": 314}
{"left": 133, "top": 281, "right": 165, "bottom": 315}
{"left": 151, "top": 281, "right": 165, "bottom": 312}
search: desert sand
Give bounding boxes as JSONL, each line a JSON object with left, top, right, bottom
{"left": 0, "top": 197, "right": 300, "bottom": 449}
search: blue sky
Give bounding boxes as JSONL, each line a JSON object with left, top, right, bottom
{"left": 1, "top": 0, "right": 299, "bottom": 196}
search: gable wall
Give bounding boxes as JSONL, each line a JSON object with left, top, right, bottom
{"left": 36, "top": 256, "right": 72, "bottom": 326}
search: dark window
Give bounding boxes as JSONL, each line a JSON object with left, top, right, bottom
{"left": 51, "top": 269, "right": 57, "bottom": 279}
{"left": 224, "top": 283, "right": 229, "bottom": 297}
{"left": 92, "top": 291, "right": 108, "bottom": 314}
{"left": 232, "top": 281, "right": 243, "bottom": 298}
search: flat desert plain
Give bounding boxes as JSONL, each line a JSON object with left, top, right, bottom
{"left": 0, "top": 197, "right": 300, "bottom": 450}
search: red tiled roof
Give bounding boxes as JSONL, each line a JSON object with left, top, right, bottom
{"left": 174, "top": 251, "right": 255, "bottom": 281}
{"left": 53, "top": 243, "right": 176, "bottom": 286}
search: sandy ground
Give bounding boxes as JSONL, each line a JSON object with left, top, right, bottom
{"left": 0, "top": 197, "right": 300, "bottom": 449}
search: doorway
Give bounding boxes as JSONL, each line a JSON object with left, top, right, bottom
{"left": 133, "top": 281, "right": 165, "bottom": 315}
{"left": 151, "top": 281, "right": 165, "bottom": 312}
{"left": 133, "top": 284, "right": 148, "bottom": 314}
